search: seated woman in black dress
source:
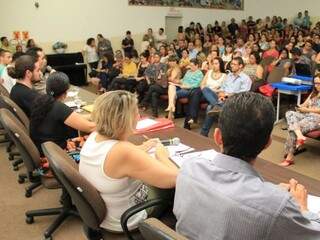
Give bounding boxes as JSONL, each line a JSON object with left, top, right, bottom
{"left": 30, "top": 72, "right": 96, "bottom": 154}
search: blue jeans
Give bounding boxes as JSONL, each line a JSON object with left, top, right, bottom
{"left": 202, "top": 87, "right": 219, "bottom": 106}
{"left": 176, "top": 88, "right": 191, "bottom": 98}
{"left": 200, "top": 97, "right": 224, "bottom": 137}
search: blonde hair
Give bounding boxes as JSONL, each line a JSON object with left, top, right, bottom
{"left": 92, "top": 90, "right": 138, "bottom": 139}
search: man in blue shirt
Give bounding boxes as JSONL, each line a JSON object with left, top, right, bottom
{"left": 187, "top": 42, "right": 198, "bottom": 60}
{"left": 200, "top": 57, "right": 251, "bottom": 136}
{"left": 174, "top": 92, "right": 320, "bottom": 240}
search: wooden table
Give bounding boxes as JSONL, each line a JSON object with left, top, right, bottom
{"left": 79, "top": 87, "right": 320, "bottom": 196}
{"left": 130, "top": 127, "right": 320, "bottom": 196}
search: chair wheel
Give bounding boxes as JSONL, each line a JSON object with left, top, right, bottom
{"left": 18, "top": 177, "right": 25, "bottom": 184}
{"left": 26, "top": 216, "right": 34, "bottom": 224}
{"left": 25, "top": 190, "right": 32, "bottom": 198}
{"left": 13, "top": 166, "right": 19, "bottom": 171}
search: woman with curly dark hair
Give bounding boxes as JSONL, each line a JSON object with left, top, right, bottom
{"left": 30, "top": 72, "right": 95, "bottom": 154}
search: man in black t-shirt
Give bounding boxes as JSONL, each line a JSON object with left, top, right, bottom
{"left": 228, "top": 18, "right": 239, "bottom": 37}
{"left": 9, "top": 55, "right": 41, "bottom": 117}
{"left": 121, "top": 31, "right": 134, "bottom": 55}
{"left": 247, "top": 16, "right": 256, "bottom": 32}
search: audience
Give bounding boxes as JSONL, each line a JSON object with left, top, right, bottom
{"left": 281, "top": 74, "right": 320, "bottom": 166}
{"left": 200, "top": 57, "right": 251, "bottom": 136}
{"left": 2, "top": 10, "right": 320, "bottom": 237}
{"left": 83, "top": 38, "right": 99, "bottom": 71}
{"left": 79, "top": 90, "right": 177, "bottom": 232}
{"left": 109, "top": 53, "right": 138, "bottom": 92}
{"left": 26, "top": 38, "right": 37, "bottom": 50}
{"left": 97, "top": 34, "right": 113, "bottom": 59}
{"left": 0, "top": 37, "right": 15, "bottom": 53}
{"left": 121, "top": 30, "right": 134, "bottom": 55}
{"left": 155, "top": 28, "right": 167, "bottom": 49}
{"left": 30, "top": 72, "right": 95, "bottom": 154}
{"left": 140, "top": 52, "right": 167, "bottom": 117}
{"left": 165, "top": 55, "right": 182, "bottom": 119}
{"left": 0, "top": 49, "right": 15, "bottom": 93}
{"left": 174, "top": 92, "right": 320, "bottom": 239}
{"left": 135, "top": 52, "right": 150, "bottom": 102}
{"left": 243, "top": 51, "right": 264, "bottom": 91}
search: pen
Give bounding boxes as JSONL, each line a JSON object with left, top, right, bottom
{"left": 142, "top": 134, "right": 149, "bottom": 140}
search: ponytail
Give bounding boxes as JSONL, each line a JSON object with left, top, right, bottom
{"left": 30, "top": 94, "right": 55, "bottom": 130}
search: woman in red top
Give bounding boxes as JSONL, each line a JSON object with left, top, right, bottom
{"left": 262, "top": 39, "right": 279, "bottom": 59}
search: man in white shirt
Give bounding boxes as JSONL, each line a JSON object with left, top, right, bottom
{"left": 155, "top": 28, "right": 167, "bottom": 50}
{"left": 0, "top": 50, "right": 15, "bottom": 93}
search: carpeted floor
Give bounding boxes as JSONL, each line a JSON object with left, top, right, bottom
{"left": 0, "top": 85, "right": 319, "bottom": 240}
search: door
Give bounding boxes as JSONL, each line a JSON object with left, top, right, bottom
{"left": 165, "top": 16, "right": 182, "bottom": 42}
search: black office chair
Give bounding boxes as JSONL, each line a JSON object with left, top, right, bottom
{"left": 139, "top": 218, "right": 188, "bottom": 240}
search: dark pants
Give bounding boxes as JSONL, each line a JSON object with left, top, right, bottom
{"left": 136, "top": 79, "right": 149, "bottom": 103}
{"left": 109, "top": 77, "right": 137, "bottom": 92}
{"left": 183, "top": 88, "right": 204, "bottom": 129}
{"left": 99, "top": 72, "right": 111, "bottom": 89}
{"left": 200, "top": 88, "right": 224, "bottom": 136}
{"left": 141, "top": 83, "right": 167, "bottom": 116}
{"left": 89, "top": 61, "right": 99, "bottom": 70}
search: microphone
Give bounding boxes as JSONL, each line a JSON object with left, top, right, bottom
{"left": 161, "top": 137, "right": 180, "bottom": 146}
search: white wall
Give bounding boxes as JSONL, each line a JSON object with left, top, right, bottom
{"left": 0, "top": 0, "right": 319, "bottom": 52}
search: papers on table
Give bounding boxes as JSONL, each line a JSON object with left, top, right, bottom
{"left": 64, "top": 101, "right": 88, "bottom": 109}
{"left": 148, "top": 143, "right": 194, "bottom": 159}
{"left": 171, "top": 149, "right": 218, "bottom": 167}
{"left": 308, "top": 194, "right": 320, "bottom": 214}
{"left": 64, "top": 101, "right": 77, "bottom": 108}
{"left": 67, "top": 91, "right": 78, "bottom": 98}
{"left": 82, "top": 104, "right": 94, "bottom": 113}
{"left": 136, "top": 118, "right": 158, "bottom": 130}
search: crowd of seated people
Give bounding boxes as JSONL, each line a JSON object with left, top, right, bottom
{"left": 1, "top": 9, "right": 320, "bottom": 240}
{"left": 86, "top": 11, "right": 320, "bottom": 166}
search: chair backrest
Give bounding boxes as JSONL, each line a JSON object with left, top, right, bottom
{"left": 267, "top": 67, "right": 286, "bottom": 84}
{"left": 0, "top": 95, "right": 30, "bottom": 132}
{"left": 139, "top": 218, "right": 188, "bottom": 240}
{"left": 0, "top": 84, "right": 10, "bottom": 98}
{"left": 41, "top": 141, "right": 107, "bottom": 230}
{"left": 0, "top": 109, "right": 40, "bottom": 172}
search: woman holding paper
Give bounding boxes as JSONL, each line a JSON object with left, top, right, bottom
{"left": 79, "top": 90, "right": 178, "bottom": 232}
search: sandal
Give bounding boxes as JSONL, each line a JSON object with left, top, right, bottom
{"left": 279, "top": 159, "right": 294, "bottom": 167}
{"left": 296, "top": 138, "right": 306, "bottom": 149}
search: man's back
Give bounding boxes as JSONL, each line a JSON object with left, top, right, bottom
{"left": 174, "top": 154, "right": 320, "bottom": 240}
{"left": 10, "top": 82, "right": 39, "bottom": 117}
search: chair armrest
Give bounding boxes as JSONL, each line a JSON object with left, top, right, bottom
{"left": 121, "top": 198, "right": 170, "bottom": 240}
{"left": 139, "top": 218, "right": 188, "bottom": 240}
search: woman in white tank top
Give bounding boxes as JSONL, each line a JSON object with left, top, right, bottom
{"left": 201, "top": 57, "right": 226, "bottom": 108}
{"left": 79, "top": 91, "right": 177, "bottom": 232}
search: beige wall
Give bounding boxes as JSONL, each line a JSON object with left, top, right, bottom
{"left": 0, "top": 0, "right": 320, "bottom": 54}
